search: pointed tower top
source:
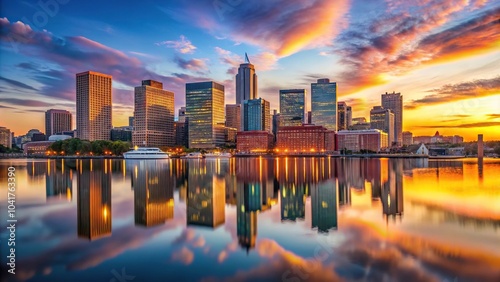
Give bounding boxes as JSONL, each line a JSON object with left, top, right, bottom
{"left": 245, "top": 52, "right": 250, "bottom": 64}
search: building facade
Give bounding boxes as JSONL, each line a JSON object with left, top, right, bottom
{"left": 0, "top": 127, "right": 12, "bottom": 148}
{"left": 236, "top": 131, "right": 274, "bottom": 152}
{"left": 236, "top": 56, "right": 258, "bottom": 131}
{"left": 370, "top": 106, "right": 394, "bottom": 145}
{"left": 279, "top": 89, "right": 305, "bottom": 127}
{"left": 45, "top": 109, "right": 72, "bottom": 137}
{"left": 381, "top": 92, "right": 403, "bottom": 145}
{"left": 111, "top": 126, "right": 133, "bottom": 142}
{"left": 243, "top": 98, "right": 270, "bottom": 132}
{"left": 76, "top": 71, "right": 112, "bottom": 141}
{"left": 186, "top": 81, "right": 225, "bottom": 149}
{"left": 337, "top": 129, "right": 389, "bottom": 153}
{"left": 337, "top": 102, "right": 348, "bottom": 131}
{"left": 275, "top": 125, "right": 335, "bottom": 153}
{"left": 311, "top": 79, "right": 337, "bottom": 131}
{"left": 402, "top": 131, "right": 413, "bottom": 146}
{"left": 133, "top": 80, "right": 175, "bottom": 147}
{"left": 178, "top": 107, "right": 186, "bottom": 123}
{"left": 225, "top": 104, "right": 241, "bottom": 131}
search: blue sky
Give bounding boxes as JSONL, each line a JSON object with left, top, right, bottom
{"left": 0, "top": 0, "right": 499, "bottom": 140}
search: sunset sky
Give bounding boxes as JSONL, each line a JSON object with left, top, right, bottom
{"left": 0, "top": 0, "right": 499, "bottom": 141}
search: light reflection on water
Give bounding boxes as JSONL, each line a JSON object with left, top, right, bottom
{"left": 0, "top": 157, "right": 499, "bottom": 282}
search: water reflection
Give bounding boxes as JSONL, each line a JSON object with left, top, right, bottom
{"left": 132, "top": 160, "right": 174, "bottom": 227}
{"left": 77, "top": 159, "right": 112, "bottom": 240}
{"left": 2, "top": 157, "right": 499, "bottom": 282}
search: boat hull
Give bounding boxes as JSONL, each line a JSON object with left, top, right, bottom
{"left": 123, "top": 154, "right": 170, "bottom": 159}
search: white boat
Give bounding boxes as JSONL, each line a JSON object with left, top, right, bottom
{"left": 123, "top": 147, "right": 170, "bottom": 159}
{"left": 205, "top": 152, "right": 232, "bottom": 159}
{"left": 181, "top": 152, "right": 204, "bottom": 159}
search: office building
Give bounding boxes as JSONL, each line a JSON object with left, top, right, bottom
{"left": 133, "top": 80, "right": 175, "bottom": 147}
{"left": 346, "top": 106, "right": 352, "bottom": 128}
{"left": 178, "top": 107, "right": 186, "bottom": 123}
{"left": 174, "top": 121, "right": 188, "bottom": 147}
{"left": 225, "top": 104, "right": 241, "bottom": 131}
{"left": 236, "top": 54, "right": 258, "bottom": 105}
{"left": 337, "top": 129, "right": 389, "bottom": 152}
{"left": 279, "top": 89, "right": 306, "bottom": 127}
{"left": 110, "top": 126, "right": 133, "bottom": 142}
{"left": 237, "top": 131, "right": 274, "bottom": 152}
{"left": 243, "top": 98, "right": 270, "bottom": 132}
{"left": 76, "top": 71, "right": 112, "bottom": 141}
{"left": 402, "top": 131, "right": 413, "bottom": 146}
{"left": 275, "top": 125, "right": 335, "bottom": 153}
{"left": 45, "top": 109, "right": 72, "bottom": 137}
{"left": 381, "top": 92, "right": 403, "bottom": 145}
{"left": 337, "top": 102, "right": 348, "bottom": 131}
{"left": 186, "top": 81, "right": 225, "bottom": 148}
{"left": 0, "top": 127, "right": 12, "bottom": 148}
{"left": 370, "top": 106, "right": 394, "bottom": 145}
{"left": 311, "top": 79, "right": 337, "bottom": 131}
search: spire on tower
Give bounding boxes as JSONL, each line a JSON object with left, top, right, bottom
{"left": 245, "top": 52, "right": 250, "bottom": 64}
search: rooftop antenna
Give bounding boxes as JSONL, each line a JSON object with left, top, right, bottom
{"left": 245, "top": 52, "right": 250, "bottom": 64}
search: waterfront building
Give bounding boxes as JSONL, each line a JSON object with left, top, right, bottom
{"left": 279, "top": 89, "right": 306, "bottom": 127}
{"left": 133, "top": 80, "right": 175, "bottom": 147}
{"left": 336, "top": 129, "right": 389, "bottom": 152}
{"left": 381, "top": 92, "right": 403, "bottom": 145}
{"left": 110, "top": 126, "right": 133, "bottom": 142}
{"left": 243, "top": 98, "right": 270, "bottom": 132}
{"left": 23, "top": 141, "right": 54, "bottom": 155}
{"left": 402, "top": 131, "right": 413, "bottom": 146}
{"left": 311, "top": 78, "right": 337, "bottom": 131}
{"left": 370, "top": 106, "right": 395, "bottom": 145}
{"left": 236, "top": 55, "right": 258, "bottom": 131}
{"left": 237, "top": 131, "right": 274, "bottom": 152}
{"left": 186, "top": 81, "right": 225, "bottom": 149}
{"left": 76, "top": 71, "right": 112, "bottom": 141}
{"left": 275, "top": 125, "right": 335, "bottom": 153}
{"left": 45, "top": 109, "right": 72, "bottom": 137}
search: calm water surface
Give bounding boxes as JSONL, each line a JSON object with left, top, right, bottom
{"left": 0, "top": 157, "right": 499, "bottom": 282}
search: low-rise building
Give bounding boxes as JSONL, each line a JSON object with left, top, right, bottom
{"left": 23, "top": 141, "right": 54, "bottom": 155}
{"left": 237, "top": 131, "right": 274, "bottom": 152}
{"left": 275, "top": 125, "right": 335, "bottom": 153}
{"left": 111, "top": 126, "right": 133, "bottom": 142}
{"left": 337, "top": 129, "right": 388, "bottom": 153}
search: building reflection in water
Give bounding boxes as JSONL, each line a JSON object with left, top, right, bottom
{"left": 381, "top": 159, "right": 404, "bottom": 221}
{"left": 311, "top": 179, "right": 338, "bottom": 233}
{"left": 187, "top": 160, "right": 226, "bottom": 228}
{"left": 133, "top": 160, "right": 174, "bottom": 227}
{"left": 77, "top": 159, "right": 112, "bottom": 240}
{"left": 46, "top": 159, "right": 73, "bottom": 202}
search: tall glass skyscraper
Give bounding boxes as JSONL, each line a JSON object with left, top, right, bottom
{"left": 236, "top": 55, "right": 258, "bottom": 131}
{"left": 279, "top": 89, "right": 305, "bottom": 127}
{"left": 243, "top": 98, "right": 270, "bottom": 132}
{"left": 311, "top": 78, "right": 337, "bottom": 131}
{"left": 186, "top": 81, "right": 225, "bottom": 149}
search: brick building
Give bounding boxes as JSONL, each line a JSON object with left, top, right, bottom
{"left": 237, "top": 131, "right": 274, "bottom": 152}
{"left": 275, "top": 125, "right": 335, "bottom": 153}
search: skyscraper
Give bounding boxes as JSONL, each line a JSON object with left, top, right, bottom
{"left": 76, "top": 71, "right": 112, "bottom": 141}
{"left": 370, "top": 106, "right": 395, "bottom": 144}
{"left": 186, "top": 81, "right": 225, "bottom": 149}
{"left": 225, "top": 104, "right": 241, "bottom": 131}
{"left": 337, "top": 102, "right": 347, "bottom": 131}
{"left": 0, "top": 127, "right": 12, "bottom": 148}
{"left": 346, "top": 106, "right": 352, "bottom": 128}
{"left": 236, "top": 54, "right": 258, "bottom": 105}
{"left": 178, "top": 107, "right": 186, "bottom": 123}
{"left": 236, "top": 54, "right": 258, "bottom": 131}
{"left": 45, "top": 109, "right": 72, "bottom": 137}
{"left": 243, "top": 98, "right": 270, "bottom": 132}
{"left": 279, "top": 89, "right": 305, "bottom": 127}
{"left": 311, "top": 79, "right": 337, "bottom": 131}
{"left": 133, "top": 80, "right": 175, "bottom": 147}
{"left": 382, "top": 92, "right": 403, "bottom": 145}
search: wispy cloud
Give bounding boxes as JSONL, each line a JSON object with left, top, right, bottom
{"left": 0, "top": 76, "right": 38, "bottom": 91}
{"left": 405, "top": 76, "right": 500, "bottom": 109}
{"left": 156, "top": 35, "right": 196, "bottom": 54}
{"left": 173, "top": 56, "right": 208, "bottom": 73}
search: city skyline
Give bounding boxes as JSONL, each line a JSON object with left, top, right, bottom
{"left": 0, "top": 0, "right": 499, "bottom": 141}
